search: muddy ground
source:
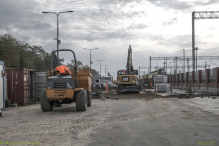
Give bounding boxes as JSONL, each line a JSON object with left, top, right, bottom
{"left": 0, "top": 90, "right": 218, "bottom": 146}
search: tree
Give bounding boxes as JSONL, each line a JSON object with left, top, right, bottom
{"left": 67, "top": 60, "right": 85, "bottom": 70}
{"left": 67, "top": 59, "right": 99, "bottom": 76}
{"left": 0, "top": 34, "right": 63, "bottom": 71}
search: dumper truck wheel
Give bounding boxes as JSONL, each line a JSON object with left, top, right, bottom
{"left": 40, "top": 91, "right": 54, "bottom": 112}
{"left": 75, "top": 90, "right": 87, "bottom": 111}
{"left": 87, "top": 90, "right": 92, "bottom": 107}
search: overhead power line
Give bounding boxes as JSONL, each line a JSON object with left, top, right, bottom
{"left": 151, "top": 56, "right": 219, "bottom": 61}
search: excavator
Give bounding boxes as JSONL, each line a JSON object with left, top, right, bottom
{"left": 117, "top": 45, "right": 140, "bottom": 93}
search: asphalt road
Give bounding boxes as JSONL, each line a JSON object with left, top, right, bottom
{"left": 0, "top": 92, "right": 218, "bottom": 146}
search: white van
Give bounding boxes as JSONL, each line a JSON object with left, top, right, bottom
{"left": 94, "top": 79, "right": 102, "bottom": 88}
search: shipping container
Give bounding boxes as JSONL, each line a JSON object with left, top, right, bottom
{"left": 0, "top": 61, "right": 6, "bottom": 115}
{"left": 30, "top": 71, "right": 46, "bottom": 101}
{"left": 6, "top": 68, "right": 34, "bottom": 105}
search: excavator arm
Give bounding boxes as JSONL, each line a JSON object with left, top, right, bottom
{"left": 126, "top": 45, "right": 134, "bottom": 74}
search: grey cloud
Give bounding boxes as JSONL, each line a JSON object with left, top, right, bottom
{"left": 1, "top": 0, "right": 218, "bottom": 75}
{"left": 147, "top": 0, "right": 219, "bottom": 11}
{"left": 158, "top": 35, "right": 192, "bottom": 48}
{"left": 162, "top": 17, "right": 177, "bottom": 26}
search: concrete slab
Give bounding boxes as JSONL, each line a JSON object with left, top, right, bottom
{"left": 145, "top": 88, "right": 189, "bottom": 97}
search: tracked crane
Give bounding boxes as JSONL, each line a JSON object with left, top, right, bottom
{"left": 117, "top": 45, "right": 140, "bottom": 93}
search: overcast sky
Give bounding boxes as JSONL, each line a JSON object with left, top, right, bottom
{"left": 1, "top": 0, "right": 219, "bottom": 78}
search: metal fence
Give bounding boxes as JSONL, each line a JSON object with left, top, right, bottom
{"left": 189, "top": 72, "right": 192, "bottom": 82}
{"left": 172, "top": 74, "right": 174, "bottom": 82}
{"left": 201, "top": 70, "right": 206, "bottom": 83}
{"left": 178, "top": 74, "right": 181, "bottom": 82}
{"left": 209, "top": 69, "right": 215, "bottom": 83}
{"left": 194, "top": 71, "right": 198, "bottom": 83}
{"left": 175, "top": 74, "right": 177, "bottom": 82}
{"left": 183, "top": 73, "right": 186, "bottom": 83}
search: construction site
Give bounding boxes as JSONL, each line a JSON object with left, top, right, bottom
{"left": 0, "top": 2, "right": 219, "bottom": 146}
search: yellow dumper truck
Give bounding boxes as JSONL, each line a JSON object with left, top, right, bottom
{"left": 41, "top": 49, "right": 92, "bottom": 112}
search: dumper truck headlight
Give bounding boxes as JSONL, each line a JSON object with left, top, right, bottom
{"left": 54, "top": 94, "right": 57, "bottom": 97}
{"left": 64, "top": 94, "right": 67, "bottom": 97}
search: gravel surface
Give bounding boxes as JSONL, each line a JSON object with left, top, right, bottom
{"left": 0, "top": 91, "right": 218, "bottom": 146}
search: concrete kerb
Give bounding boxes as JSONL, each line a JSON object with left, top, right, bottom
{"left": 143, "top": 89, "right": 216, "bottom": 98}
{"left": 144, "top": 89, "right": 178, "bottom": 97}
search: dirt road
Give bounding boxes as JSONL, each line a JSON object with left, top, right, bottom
{"left": 0, "top": 91, "right": 218, "bottom": 146}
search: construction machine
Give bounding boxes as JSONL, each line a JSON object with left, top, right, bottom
{"left": 117, "top": 45, "right": 140, "bottom": 93}
{"left": 41, "top": 49, "right": 92, "bottom": 112}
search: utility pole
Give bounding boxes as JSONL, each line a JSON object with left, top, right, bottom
{"left": 97, "top": 59, "right": 105, "bottom": 80}
{"left": 149, "top": 56, "right": 151, "bottom": 78}
{"left": 163, "top": 57, "right": 166, "bottom": 70}
{"left": 102, "top": 65, "right": 109, "bottom": 80}
{"left": 183, "top": 49, "right": 185, "bottom": 73}
{"left": 166, "top": 58, "right": 167, "bottom": 72}
{"left": 148, "top": 67, "right": 149, "bottom": 77}
{"left": 187, "top": 58, "right": 190, "bottom": 72}
{"left": 205, "top": 61, "right": 207, "bottom": 70}
{"left": 192, "top": 12, "right": 195, "bottom": 71}
{"left": 175, "top": 57, "right": 178, "bottom": 74}
{"left": 83, "top": 48, "right": 98, "bottom": 72}
{"left": 195, "top": 47, "right": 199, "bottom": 72}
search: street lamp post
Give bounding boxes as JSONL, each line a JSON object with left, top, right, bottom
{"left": 102, "top": 65, "right": 109, "bottom": 80}
{"left": 83, "top": 48, "right": 98, "bottom": 72}
{"left": 97, "top": 59, "right": 105, "bottom": 80}
{"left": 42, "top": 11, "right": 73, "bottom": 66}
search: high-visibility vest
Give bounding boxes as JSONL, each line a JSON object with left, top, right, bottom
{"left": 55, "top": 65, "right": 72, "bottom": 75}
{"left": 105, "top": 83, "right": 108, "bottom": 89}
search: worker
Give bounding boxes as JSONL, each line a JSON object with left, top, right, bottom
{"left": 105, "top": 82, "right": 108, "bottom": 93}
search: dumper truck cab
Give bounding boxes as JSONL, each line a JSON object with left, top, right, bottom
{"left": 41, "top": 49, "right": 92, "bottom": 112}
